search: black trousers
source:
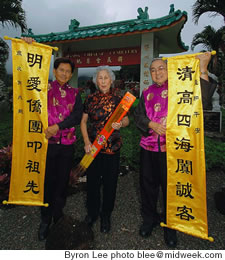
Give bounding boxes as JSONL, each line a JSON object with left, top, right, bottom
{"left": 86, "top": 152, "right": 120, "bottom": 218}
{"left": 41, "top": 144, "right": 74, "bottom": 224}
{"left": 140, "top": 147, "right": 167, "bottom": 225}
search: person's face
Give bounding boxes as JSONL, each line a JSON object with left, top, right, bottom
{"left": 96, "top": 70, "right": 112, "bottom": 94}
{"left": 150, "top": 60, "right": 168, "bottom": 86}
{"left": 53, "top": 63, "right": 73, "bottom": 86}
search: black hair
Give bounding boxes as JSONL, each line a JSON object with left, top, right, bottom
{"left": 54, "top": 57, "right": 75, "bottom": 73}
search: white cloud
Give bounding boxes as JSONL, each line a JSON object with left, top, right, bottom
{"left": 1, "top": 0, "right": 224, "bottom": 74}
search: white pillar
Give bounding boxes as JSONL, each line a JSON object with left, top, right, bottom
{"left": 52, "top": 43, "right": 63, "bottom": 81}
{"left": 140, "top": 33, "right": 154, "bottom": 95}
{"left": 54, "top": 43, "right": 63, "bottom": 58}
{"left": 212, "top": 87, "right": 221, "bottom": 112}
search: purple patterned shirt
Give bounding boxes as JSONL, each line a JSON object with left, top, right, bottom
{"left": 48, "top": 80, "right": 78, "bottom": 145}
{"left": 140, "top": 81, "right": 168, "bottom": 152}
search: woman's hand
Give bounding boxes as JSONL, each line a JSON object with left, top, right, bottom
{"left": 84, "top": 142, "right": 92, "bottom": 154}
{"left": 149, "top": 121, "right": 166, "bottom": 135}
{"left": 112, "top": 121, "right": 122, "bottom": 130}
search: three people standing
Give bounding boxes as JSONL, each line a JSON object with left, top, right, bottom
{"left": 20, "top": 37, "right": 215, "bottom": 246}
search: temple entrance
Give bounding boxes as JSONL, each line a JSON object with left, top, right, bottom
{"left": 78, "top": 64, "right": 140, "bottom": 98}
{"left": 66, "top": 46, "right": 141, "bottom": 97}
{"left": 26, "top": 6, "right": 188, "bottom": 93}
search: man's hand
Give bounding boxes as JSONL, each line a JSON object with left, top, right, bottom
{"left": 196, "top": 52, "right": 211, "bottom": 70}
{"left": 196, "top": 52, "right": 211, "bottom": 81}
{"left": 44, "top": 124, "right": 59, "bottom": 139}
{"left": 21, "top": 37, "right": 36, "bottom": 44}
{"left": 149, "top": 121, "right": 166, "bottom": 135}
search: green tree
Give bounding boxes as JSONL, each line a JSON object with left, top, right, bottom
{"left": 192, "top": 0, "right": 225, "bottom": 105}
{"left": 191, "top": 25, "right": 225, "bottom": 73}
{"left": 0, "top": 0, "right": 27, "bottom": 101}
{"left": 0, "top": 0, "right": 27, "bottom": 32}
{"left": 191, "top": 26, "right": 225, "bottom": 52}
{"left": 191, "top": 25, "right": 225, "bottom": 105}
{"left": 0, "top": 38, "right": 9, "bottom": 79}
{"left": 192, "top": 0, "right": 225, "bottom": 24}
{"left": 118, "top": 65, "right": 140, "bottom": 81}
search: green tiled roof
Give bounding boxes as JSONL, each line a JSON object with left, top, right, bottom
{"left": 22, "top": 7, "right": 188, "bottom": 51}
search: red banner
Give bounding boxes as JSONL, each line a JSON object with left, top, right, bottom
{"left": 64, "top": 47, "right": 141, "bottom": 67}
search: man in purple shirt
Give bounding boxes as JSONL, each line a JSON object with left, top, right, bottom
{"left": 36, "top": 57, "right": 83, "bottom": 241}
{"left": 21, "top": 39, "right": 82, "bottom": 241}
{"left": 134, "top": 53, "right": 216, "bottom": 248}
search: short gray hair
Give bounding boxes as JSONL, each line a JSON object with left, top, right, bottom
{"left": 92, "top": 66, "right": 116, "bottom": 87}
{"left": 150, "top": 58, "right": 167, "bottom": 67}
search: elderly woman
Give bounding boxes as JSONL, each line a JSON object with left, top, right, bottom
{"left": 80, "top": 66, "right": 129, "bottom": 233}
{"left": 134, "top": 53, "right": 216, "bottom": 248}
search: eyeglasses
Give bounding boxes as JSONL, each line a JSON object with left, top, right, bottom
{"left": 150, "top": 66, "right": 167, "bottom": 73}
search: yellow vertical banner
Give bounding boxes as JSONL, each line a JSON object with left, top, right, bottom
{"left": 3, "top": 37, "right": 54, "bottom": 206}
{"left": 164, "top": 53, "right": 213, "bottom": 241}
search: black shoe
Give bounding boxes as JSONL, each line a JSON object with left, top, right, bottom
{"left": 100, "top": 216, "right": 110, "bottom": 233}
{"left": 164, "top": 228, "right": 177, "bottom": 248}
{"left": 139, "top": 221, "right": 159, "bottom": 238}
{"left": 38, "top": 222, "right": 50, "bottom": 241}
{"left": 139, "top": 224, "right": 153, "bottom": 238}
{"left": 84, "top": 215, "right": 97, "bottom": 227}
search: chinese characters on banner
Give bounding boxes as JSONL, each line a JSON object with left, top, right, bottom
{"left": 64, "top": 47, "right": 141, "bottom": 67}
{"left": 5, "top": 38, "right": 53, "bottom": 206}
{"left": 164, "top": 54, "right": 213, "bottom": 241}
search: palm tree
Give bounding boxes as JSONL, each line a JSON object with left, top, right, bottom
{"left": 191, "top": 25, "right": 224, "bottom": 74}
{"left": 191, "top": 25, "right": 225, "bottom": 53}
{"left": 192, "top": 1, "right": 225, "bottom": 106}
{"left": 0, "top": 0, "right": 27, "bottom": 32}
{"left": 0, "top": 0, "right": 27, "bottom": 102}
{"left": 0, "top": 38, "right": 9, "bottom": 101}
{"left": 0, "top": 38, "right": 9, "bottom": 76}
{"left": 191, "top": 25, "right": 225, "bottom": 106}
{"left": 192, "top": 0, "right": 225, "bottom": 24}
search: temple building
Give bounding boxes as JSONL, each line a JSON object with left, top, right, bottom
{"left": 23, "top": 4, "right": 188, "bottom": 92}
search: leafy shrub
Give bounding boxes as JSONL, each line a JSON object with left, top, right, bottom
{"left": 120, "top": 101, "right": 225, "bottom": 172}
{"left": 0, "top": 145, "right": 12, "bottom": 202}
{"left": 222, "top": 108, "right": 225, "bottom": 134}
{"left": 204, "top": 136, "right": 225, "bottom": 170}
{"left": 0, "top": 111, "right": 13, "bottom": 148}
{"left": 0, "top": 101, "right": 224, "bottom": 183}
{"left": 120, "top": 114, "right": 140, "bottom": 171}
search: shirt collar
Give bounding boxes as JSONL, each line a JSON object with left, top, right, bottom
{"left": 96, "top": 88, "right": 113, "bottom": 97}
{"left": 53, "top": 80, "right": 68, "bottom": 89}
{"left": 154, "top": 80, "right": 168, "bottom": 88}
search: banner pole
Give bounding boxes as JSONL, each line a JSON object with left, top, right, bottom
{"left": 4, "top": 36, "right": 59, "bottom": 51}
{"left": 162, "top": 51, "right": 216, "bottom": 60}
